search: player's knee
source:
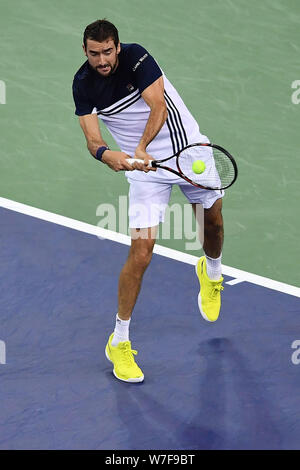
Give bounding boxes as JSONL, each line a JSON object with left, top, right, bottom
{"left": 130, "top": 245, "right": 153, "bottom": 271}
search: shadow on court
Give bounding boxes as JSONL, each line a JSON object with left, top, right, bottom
{"left": 108, "top": 338, "right": 282, "bottom": 450}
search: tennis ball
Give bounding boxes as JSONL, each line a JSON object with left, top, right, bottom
{"left": 192, "top": 160, "right": 206, "bottom": 174}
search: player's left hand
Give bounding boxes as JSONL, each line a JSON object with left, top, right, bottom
{"left": 133, "top": 147, "right": 156, "bottom": 172}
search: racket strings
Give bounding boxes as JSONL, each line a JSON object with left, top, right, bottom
{"left": 177, "top": 146, "right": 236, "bottom": 189}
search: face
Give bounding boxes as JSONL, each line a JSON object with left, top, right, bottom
{"left": 83, "top": 38, "right": 121, "bottom": 77}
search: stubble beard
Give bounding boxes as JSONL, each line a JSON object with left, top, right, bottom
{"left": 96, "top": 57, "right": 119, "bottom": 77}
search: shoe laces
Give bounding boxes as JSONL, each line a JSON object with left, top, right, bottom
{"left": 120, "top": 342, "right": 138, "bottom": 366}
{"left": 210, "top": 283, "right": 224, "bottom": 300}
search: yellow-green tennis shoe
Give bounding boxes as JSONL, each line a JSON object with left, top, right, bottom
{"left": 105, "top": 333, "right": 144, "bottom": 383}
{"left": 195, "top": 256, "right": 224, "bottom": 322}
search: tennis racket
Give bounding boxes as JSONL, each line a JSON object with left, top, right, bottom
{"left": 126, "top": 142, "right": 238, "bottom": 190}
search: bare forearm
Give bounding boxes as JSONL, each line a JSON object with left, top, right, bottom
{"left": 138, "top": 104, "right": 167, "bottom": 150}
{"left": 78, "top": 115, "right": 109, "bottom": 158}
{"left": 86, "top": 138, "right": 108, "bottom": 158}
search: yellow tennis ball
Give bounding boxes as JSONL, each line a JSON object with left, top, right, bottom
{"left": 192, "top": 160, "right": 206, "bottom": 174}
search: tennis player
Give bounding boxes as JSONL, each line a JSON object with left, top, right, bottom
{"left": 73, "top": 20, "right": 224, "bottom": 383}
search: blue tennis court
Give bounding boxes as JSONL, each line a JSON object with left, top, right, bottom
{"left": 0, "top": 206, "right": 299, "bottom": 450}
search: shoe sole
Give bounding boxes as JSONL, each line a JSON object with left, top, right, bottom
{"left": 105, "top": 345, "right": 144, "bottom": 383}
{"left": 195, "top": 262, "right": 214, "bottom": 322}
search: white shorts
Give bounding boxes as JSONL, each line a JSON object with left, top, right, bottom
{"left": 127, "top": 175, "right": 224, "bottom": 229}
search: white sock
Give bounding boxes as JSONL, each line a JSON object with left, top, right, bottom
{"left": 205, "top": 253, "right": 222, "bottom": 280}
{"left": 111, "top": 314, "right": 131, "bottom": 346}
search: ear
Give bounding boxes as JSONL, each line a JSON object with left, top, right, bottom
{"left": 82, "top": 44, "right": 87, "bottom": 56}
{"left": 116, "top": 42, "right": 121, "bottom": 55}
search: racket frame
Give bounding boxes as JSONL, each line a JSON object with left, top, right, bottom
{"left": 155, "top": 143, "right": 238, "bottom": 190}
{"left": 128, "top": 142, "right": 238, "bottom": 190}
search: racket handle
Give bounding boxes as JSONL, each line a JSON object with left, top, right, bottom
{"left": 126, "top": 158, "right": 153, "bottom": 168}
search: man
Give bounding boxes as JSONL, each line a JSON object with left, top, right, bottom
{"left": 72, "top": 19, "right": 224, "bottom": 383}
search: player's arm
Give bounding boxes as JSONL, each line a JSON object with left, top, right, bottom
{"left": 135, "top": 76, "right": 168, "bottom": 162}
{"left": 78, "top": 114, "right": 144, "bottom": 171}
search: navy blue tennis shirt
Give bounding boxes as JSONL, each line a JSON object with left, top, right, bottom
{"left": 72, "top": 43, "right": 162, "bottom": 116}
{"left": 72, "top": 41, "right": 205, "bottom": 161}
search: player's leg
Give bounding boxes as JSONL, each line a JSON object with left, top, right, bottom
{"left": 105, "top": 179, "right": 171, "bottom": 382}
{"left": 193, "top": 197, "right": 224, "bottom": 278}
{"left": 179, "top": 181, "right": 225, "bottom": 321}
{"left": 202, "top": 197, "right": 223, "bottom": 258}
{"left": 193, "top": 198, "right": 224, "bottom": 321}
{"left": 118, "top": 227, "right": 157, "bottom": 322}
{"left": 105, "top": 227, "right": 157, "bottom": 383}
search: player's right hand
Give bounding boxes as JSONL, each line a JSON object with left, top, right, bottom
{"left": 101, "top": 150, "right": 139, "bottom": 172}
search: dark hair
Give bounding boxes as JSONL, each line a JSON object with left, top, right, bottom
{"left": 83, "top": 19, "right": 119, "bottom": 48}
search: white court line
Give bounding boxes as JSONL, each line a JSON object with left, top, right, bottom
{"left": 0, "top": 196, "right": 300, "bottom": 298}
{"left": 225, "top": 278, "right": 246, "bottom": 286}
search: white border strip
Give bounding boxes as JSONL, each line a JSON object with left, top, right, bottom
{"left": 225, "top": 278, "right": 245, "bottom": 286}
{"left": 0, "top": 197, "right": 299, "bottom": 298}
